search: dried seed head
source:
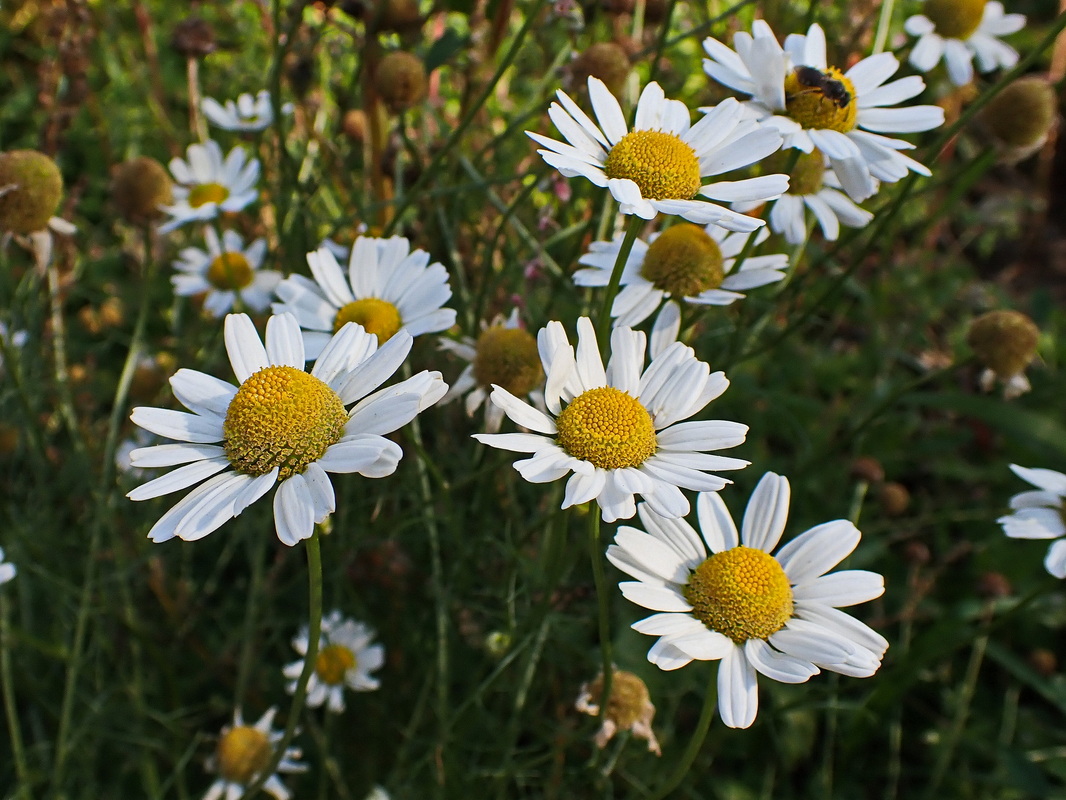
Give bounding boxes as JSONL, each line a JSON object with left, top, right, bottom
{"left": 170, "top": 17, "right": 216, "bottom": 58}
{"left": 878, "top": 482, "right": 911, "bottom": 517}
{"left": 374, "top": 51, "right": 426, "bottom": 114}
{"left": 0, "top": 150, "right": 63, "bottom": 234}
{"left": 980, "top": 77, "right": 1058, "bottom": 162}
{"left": 850, "top": 456, "right": 885, "bottom": 484}
{"left": 112, "top": 156, "right": 173, "bottom": 224}
{"left": 966, "top": 309, "right": 1039, "bottom": 383}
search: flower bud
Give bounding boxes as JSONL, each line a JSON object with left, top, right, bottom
{"left": 0, "top": 150, "right": 63, "bottom": 234}
{"left": 112, "top": 157, "right": 173, "bottom": 224}
{"left": 374, "top": 51, "right": 426, "bottom": 113}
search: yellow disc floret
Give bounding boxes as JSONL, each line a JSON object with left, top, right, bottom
{"left": 641, "top": 223, "right": 724, "bottom": 297}
{"left": 207, "top": 252, "right": 254, "bottom": 291}
{"left": 333, "top": 298, "right": 402, "bottom": 344}
{"left": 216, "top": 725, "right": 271, "bottom": 784}
{"left": 315, "top": 643, "right": 357, "bottom": 686}
{"left": 683, "top": 546, "right": 794, "bottom": 644}
{"left": 223, "top": 366, "right": 347, "bottom": 480}
{"left": 187, "top": 182, "right": 230, "bottom": 208}
{"left": 603, "top": 130, "right": 702, "bottom": 201}
{"left": 555, "top": 386, "right": 657, "bottom": 470}
{"left": 473, "top": 326, "right": 543, "bottom": 396}
{"left": 784, "top": 67, "right": 858, "bottom": 133}
{"left": 925, "top": 0, "right": 986, "bottom": 39}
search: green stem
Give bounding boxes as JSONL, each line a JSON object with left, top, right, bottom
{"left": 586, "top": 512, "right": 613, "bottom": 728}
{"left": 647, "top": 666, "right": 717, "bottom": 799}
{"left": 1, "top": 593, "right": 30, "bottom": 800}
{"left": 595, "top": 216, "right": 643, "bottom": 356}
{"left": 244, "top": 530, "right": 323, "bottom": 799}
{"left": 872, "top": 0, "right": 896, "bottom": 55}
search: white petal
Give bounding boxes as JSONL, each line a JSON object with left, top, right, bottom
{"left": 619, "top": 581, "right": 693, "bottom": 612}
{"left": 717, "top": 646, "right": 758, "bottom": 728}
{"left": 776, "top": 520, "right": 860, "bottom": 584}
{"left": 127, "top": 457, "right": 230, "bottom": 500}
{"left": 588, "top": 77, "right": 628, "bottom": 145}
{"left": 1010, "top": 465, "right": 1066, "bottom": 495}
{"left": 169, "top": 369, "right": 236, "bottom": 417}
{"left": 741, "top": 472, "right": 790, "bottom": 552}
{"left": 274, "top": 475, "right": 316, "bottom": 546}
{"left": 744, "top": 639, "right": 819, "bottom": 683}
{"left": 794, "top": 570, "right": 885, "bottom": 606}
{"left": 130, "top": 407, "right": 223, "bottom": 443}
{"left": 129, "top": 443, "right": 226, "bottom": 468}
{"left": 696, "top": 490, "right": 739, "bottom": 553}
{"left": 224, "top": 313, "right": 268, "bottom": 383}
{"left": 1045, "top": 540, "right": 1066, "bottom": 579}
{"left": 264, "top": 313, "right": 305, "bottom": 367}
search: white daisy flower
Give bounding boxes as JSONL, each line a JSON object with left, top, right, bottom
{"left": 272, "top": 236, "right": 457, "bottom": 361}
{"left": 172, "top": 228, "right": 281, "bottom": 317}
{"left": 732, "top": 150, "right": 874, "bottom": 244}
{"left": 159, "top": 141, "right": 260, "bottom": 234}
{"left": 201, "top": 90, "right": 292, "bottom": 132}
{"left": 905, "top": 0, "right": 1025, "bottom": 86}
{"left": 574, "top": 223, "right": 788, "bottom": 328}
{"left": 0, "top": 547, "right": 16, "bottom": 586}
{"left": 473, "top": 317, "right": 749, "bottom": 523}
{"left": 439, "top": 309, "right": 545, "bottom": 433}
{"left": 527, "top": 76, "right": 788, "bottom": 231}
{"left": 203, "top": 707, "right": 306, "bottom": 800}
{"left": 608, "top": 472, "right": 888, "bottom": 729}
{"left": 997, "top": 465, "right": 1066, "bottom": 578}
{"left": 126, "top": 312, "right": 447, "bottom": 546}
{"left": 283, "top": 610, "right": 385, "bottom": 713}
{"left": 703, "top": 21, "right": 945, "bottom": 202}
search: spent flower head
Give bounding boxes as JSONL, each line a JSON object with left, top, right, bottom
{"left": 127, "top": 313, "right": 446, "bottom": 545}
{"left": 528, "top": 77, "right": 788, "bottom": 230}
{"left": 575, "top": 669, "right": 661, "bottom": 754}
{"left": 473, "top": 317, "right": 748, "bottom": 523}
{"left": 609, "top": 473, "right": 887, "bottom": 728}
{"left": 966, "top": 309, "right": 1039, "bottom": 399}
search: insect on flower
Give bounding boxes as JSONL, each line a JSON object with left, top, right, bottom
{"left": 788, "top": 66, "right": 853, "bottom": 109}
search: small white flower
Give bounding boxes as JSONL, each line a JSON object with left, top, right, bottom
{"left": 609, "top": 472, "right": 887, "bottom": 728}
{"left": 273, "top": 236, "right": 457, "bottom": 361}
{"left": 998, "top": 465, "right": 1066, "bottom": 578}
{"left": 201, "top": 90, "right": 292, "bottom": 132}
{"left": 127, "top": 312, "right": 447, "bottom": 545}
{"left": 0, "top": 321, "right": 28, "bottom": 374}
{"left": 905, "top": 1, "right": 1025, "bottom": 86}
{"left": 473, "top": 317, "right": 749, "bottom": 523}
{"left": 528, "top": 77, "right": 788, "bottom": 231}
{"left": 159, "top": 141, "right": 260, "bottom": 234}
{"left": 172, "top": 228, "right": 281, "bottom": 317}
{"left": 283, "top": 610, "right": 385, "bottom": 713}
{"left": 703, "top": 21, "right": 945, "bottom": 202}
{"left": 0, "top": 547, "right": 16, "bottom": 586}
{"left": 574, "top": 223, "right": 788, "bottom": 328}
{"left": 439, "top": 309, "right": 546, "bottom": 433}
{"left": 203, "top": 707, "right": 306, "bottom": 800}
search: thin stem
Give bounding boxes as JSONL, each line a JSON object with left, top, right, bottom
{"left": 587, "top": 511, "right": 613, "bottom": 727}
{"left": 595, "top": 216, "right": 643, "bottom": 356}
{"left": 647, "top": 666, "right": 717, "bottom": 799}
{"left": 243, "top": 531, "right": 323, "bottom": 799}
{"left": 1, "top": 593, "right": 30, "bottom": 799}
{"left": 872, "top": 0, "right": 896, "bottom": 55}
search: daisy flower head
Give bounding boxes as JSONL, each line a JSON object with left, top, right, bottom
{"left": 473, "top": 317, "right": 749, "bottom": 523}
{"left": 608, "top": 472, "right": 888, "bottom": 729}
{"left": 273, "top": 235, "right": 457, "bottom": 361}
{"left": 201, "top": 90, "right": 292, "bottom": 132}
{"left": 284, "top": 610, "right": 385, "bottom": 713}
{"left": 703, "top": 21, "right": 946, "bottom": 202}
{"left": 126, "top": 312, "right": 447, "bottom": 546}
{"left": 905, "top": 0, "right": 1025, "bottom": 86}
{"left": 0, "top": 547, "right": 16, "bottom": 586}
{"left": 527, "top": 76, "right": 788, "bottom": 231}
{"left": 203, "top": 707, "right": 306, "bottom": 800}
{"left": 734, "top": 149, "right": 874, "bottom": 244}
{"left": 574, "top": 223, "right": 788, "bottom": 328}
{"left": 439, "top": 309, "right": 545, "bottom": 433}
{"left": 159, "top": 140, "right": 260, "bottom": 234}
{"left": 998, "top": 465, "right": 1066, "bottom": 578}
{"left": 172, "top": 228, "right": 281, "bottom": 317}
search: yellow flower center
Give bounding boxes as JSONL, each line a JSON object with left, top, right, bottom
{"left": 603, "top": 130, "right": 702, "bottom": 201}
{"left": 187, "top": 182, "right": 230, "bottom": 208}
{"left": 315, "top": 643, "right": 357, "bottom": 686}
{"left": 683, "top": 546, "right": 794, "bottom": 644}
{"left": 333, "top": 298, "right": 402, "bottom": 344}
{"left": 641, "top": 223, "right": 724, "bottom": 297}
{"left": 555, "top": 386, "right": 657, "bottom": 470}
{"left": 207, "top": 252, "right": 254, "bottom": 291}
{"left": 925, "top": 0, "right": 986, "bottom": 39}
{"left": 784, "top": 67, "right": 858, "bottom": 133}
{"left": 472, "top": 326, "right": 543, "bottom": 397}
{"left": 216, "top": 725, "right": 272, "bottom": 784}
{"left": 223, "top": 366, "right": 348, "bottom": 480}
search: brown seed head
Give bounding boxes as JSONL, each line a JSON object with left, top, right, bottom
{"left": 374, "top": 51, "right": 426, "bottom": 113}
{"left": 0, "top": 150, "right": 63, "bottom": 234}
{"left": 112, "top": 157, "right": 173, "bottom": 224}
